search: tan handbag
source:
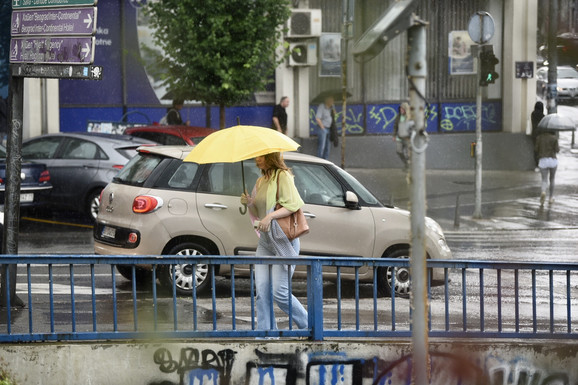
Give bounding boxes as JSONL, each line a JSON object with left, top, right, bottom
{"left": 275, "top": 172, "right": 309, "bottom": 240}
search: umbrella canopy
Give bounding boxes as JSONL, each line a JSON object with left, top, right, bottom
{"left": 311, "top": 88, "right": 352, "bottom": 104}
{"left": 184, "top": 125, "right": 300, "bottom": 164}
{"left": 537, "top": 113, "right": 576, "bottom": 131}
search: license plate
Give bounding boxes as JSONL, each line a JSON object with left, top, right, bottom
{"left": 101, "top": 226, "right": 116, "bottom": 239}
{"left": 20, "top": 193, "right": 34, "bottom": 203}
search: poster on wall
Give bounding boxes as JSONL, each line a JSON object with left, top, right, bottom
{"left": 448, "top": 30, "right": 476, "bottom": 75}
{"left": 319, "top": 33, "right": 341, "bottom": 77}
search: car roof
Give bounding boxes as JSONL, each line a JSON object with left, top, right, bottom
{"left": 136, "top": 145, "right": 331, "bottom": 165}
{"left": 25, "top": 132, "right": 155, "bottom": 146}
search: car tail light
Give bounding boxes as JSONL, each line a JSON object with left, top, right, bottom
{"left": 132, "top": 195, "right": 163, "bottom": 214}
{"left": 112, "top": 164, "right": 124, "bottom": 170}
{"left": 39, "top": 170, "right": 50, "bottom": 183}
{"left": 0, "top": 178, "right": 3, "bottom": 184}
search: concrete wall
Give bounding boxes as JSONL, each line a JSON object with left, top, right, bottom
{"left": 1, "top": 339, "right": 577, "bottom": 385}
{"left": 298, "top": 132, "right": 536, "bottom": 171}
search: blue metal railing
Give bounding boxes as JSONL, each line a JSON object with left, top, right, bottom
{"left": 0, "top": 255, "right": 577, "bottom": 342}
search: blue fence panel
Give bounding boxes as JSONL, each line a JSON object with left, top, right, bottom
{"left": 0, "top": 256, "right": 576, "bottom": 343}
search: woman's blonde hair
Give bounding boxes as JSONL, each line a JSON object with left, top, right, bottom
{"left": 261, "top": 152, "right": 291, "bottom": 178}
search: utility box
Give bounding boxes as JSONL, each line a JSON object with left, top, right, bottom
{"left": 286, "top": 9, "right": 322, "bottom": 38}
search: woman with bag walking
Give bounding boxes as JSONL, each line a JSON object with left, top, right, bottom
{"left": 535, "top": 129, "right": 559, "bottom": 206}
{"left": 240, "top": 152, "right": 308, "bottom": 332}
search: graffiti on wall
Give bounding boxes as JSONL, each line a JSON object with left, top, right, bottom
{"left": 152, "top": 347, "right": 236, "bottom": 385}
{"left": 150, "top": 346, "right": 575, "bottom": 385}
{"left": 308, "top": 102, "right": 502, "bottom": 136}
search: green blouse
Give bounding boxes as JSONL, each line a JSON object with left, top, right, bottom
{"left": 254, "top": 169, "right": 304, "bottom": 218}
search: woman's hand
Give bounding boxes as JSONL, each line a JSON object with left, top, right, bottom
{"left": 258, "top": 215, "right": 272, "bottom": 232}
{"left": 240, "top": 193, "right": 252, "bottom": 206}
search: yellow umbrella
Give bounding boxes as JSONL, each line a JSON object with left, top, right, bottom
{"left": 183, "top": 125, "right": 300, "bottom": 164}
{"left": 183, "top": 125, "right": 300, "bottom": 214}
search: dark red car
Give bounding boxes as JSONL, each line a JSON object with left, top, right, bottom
{"left": 123, "top": 125, "right": 216, "bottom": 146}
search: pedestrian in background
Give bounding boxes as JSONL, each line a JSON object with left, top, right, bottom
{"left": 393, "top": 102, "right": 414, "bottom": 170}
{"left": 272, "top": 96, "right": 289, "bottom": 135}
{"left": 163, "top": 99, "right": 189, "bottom": 126}
{"left": 315, "top": 96, "right": 334, "bottom": 159}
{"left": 530, "top": 101, "right": 545, "bottom": 172}
{"left": 535, "top": 129, "right": 559, "bottom": 206}
{"left": 240, "top": 152, "right": 308, "bottom": 332}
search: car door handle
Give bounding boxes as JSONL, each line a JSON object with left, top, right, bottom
{"left": 204, "top": 203, "right": 228, "bottom": 210}
{"left": 304, "top": 212, "right": 316, "bottom": 219}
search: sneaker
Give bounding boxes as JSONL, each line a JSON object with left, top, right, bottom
{"left": 540, "top": 192, "right": 546, "bottom": 206}
{"left": 534, "top": 167, "right": 540, "bottom": 172}
{"left": 549, "top": 198, "right": 555, "bottom": 204}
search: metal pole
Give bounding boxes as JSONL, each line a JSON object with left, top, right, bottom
{"left": 408, "top": 20, "right": 429, "bottom": 385}
{"left": 547, "top": 0, "right": 558, "bottom": 114}
{"left": 1, "top": 69, "right": 23, "bottom": 307}
{"left": 340, "top": 0, "right": 354, "bottom": 169}
{"left": 473, "top": 46, "right": 483, "bottom": 219}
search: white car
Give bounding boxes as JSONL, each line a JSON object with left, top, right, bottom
{"left": 94, "top": 146, "right": 452, "bottom": 296}
{"left": 536, "top": 66, "right": 578, "bottom": 102}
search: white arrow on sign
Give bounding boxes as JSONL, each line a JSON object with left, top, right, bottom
{"left": 81, "top": 43, "right": 91, "bottom": 59}
{"left": 84, "top": 13, "right": 93, "bottom": 29}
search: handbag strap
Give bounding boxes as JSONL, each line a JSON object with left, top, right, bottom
{"left": 275, "top": 169, "right": 281, "bottom": 204}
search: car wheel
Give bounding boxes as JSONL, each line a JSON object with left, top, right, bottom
{"left": 86, "top": 189, "right": 102, "bottom": 221}
{"left": 159, "top": 242, "right": 212, "bottom": 296}
{"left": 378, "top": 248, "right": 411, "bottom": 298}
{"left": 116, "top": 265, "right": 153, "bottom": 283}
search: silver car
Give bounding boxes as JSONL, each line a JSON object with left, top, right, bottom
{"left": 21, "top": 132, "right": 153, "bottom": 220}
{"left": 94, "top": 146, "right": 452, "bottom": 297}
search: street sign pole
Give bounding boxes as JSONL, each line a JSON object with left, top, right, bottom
{"left": 468, "top": 11, "right": 495, "bottom": 219}
{"left": 3, "top": 0, "right": 101, "bottom": 306}
{"left": 408, "top": 19, "right": 429, "bottom": 385}
{"left": 0, "top": 71, "right": 24, "bottom": 308}
{"left": 473, "top": 45, "right": 483, "bottom": 219}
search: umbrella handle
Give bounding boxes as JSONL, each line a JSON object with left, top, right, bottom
{"left": 239, "top": 204, "right": 247, "bottom": 215}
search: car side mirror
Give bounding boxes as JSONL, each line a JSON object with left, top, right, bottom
{"left": 345, "top": 191, "right": 361, "bottom": 210}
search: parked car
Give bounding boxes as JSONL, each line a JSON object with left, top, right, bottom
{"left": 123, "top": 125, "right": 217, "bottom": 146}
{"left": 94, "top": 146, "right": 452, "bottom": 297}
{"left": 0, "top": 144, "right": 52, "bottom": 208}
{"left": 21, "top": 133, "right": 154, "bottom": 220}
{"left": 536, "top": 66, "right": 578, "bottom": 102}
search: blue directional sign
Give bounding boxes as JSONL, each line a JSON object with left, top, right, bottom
{"left": 10, "top": 36, "right": 95, "bottom": 64}
{"left": 11, "top": 8, "right": 97, "bottom": 36}
{"left": 12, "top": 0, "right": 97, "bottom": 9}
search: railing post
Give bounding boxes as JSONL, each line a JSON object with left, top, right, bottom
{"left": 307, "top": 259, "right": 324, "bottom": 341}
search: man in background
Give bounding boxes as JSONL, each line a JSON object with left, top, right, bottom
{"left": 272, "top": 96, "right": 289, "bottom": 134}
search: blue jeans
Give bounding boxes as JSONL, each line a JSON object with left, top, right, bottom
{"left": 316, "top": 126, "right": 330, "bottom": 159}
{"left": 254, "top": 233, "right": 308, "bottom": 330}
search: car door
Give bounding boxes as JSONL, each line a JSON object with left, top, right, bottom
{"left": 287, "top": 161, "right": 376, "bottom": 261}
{"left": 195, "top": 162, "right": 262, "bottom": 255}
{"left": 47, "top": 137, "right": 101, "bottom": 204}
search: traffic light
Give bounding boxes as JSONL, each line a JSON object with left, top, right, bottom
{"left": 479, "top": 48, "right": 499, "bottom": 86}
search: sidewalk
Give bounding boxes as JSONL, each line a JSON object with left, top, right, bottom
{"left": 348, "top": 131, "right": 578, "bottom": 232}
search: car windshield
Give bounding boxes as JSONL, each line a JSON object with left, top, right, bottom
{"left": 113, "top": 153, "right": 164, "bottom": 186}
{"left": 332, "top": 166, "right": 381, "bottom": 206}
{"left": 558, "top": 67, "right": 578, "bottom": 78}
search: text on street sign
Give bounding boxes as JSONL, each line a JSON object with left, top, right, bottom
{"left": 10, "top": 36, "right": 95, "bottom": 64}
{"left": 12, "top": 0, "right": 97, "bottom": 9}
{"left": 11, "top": 7, "right": 97, "bottom": 36}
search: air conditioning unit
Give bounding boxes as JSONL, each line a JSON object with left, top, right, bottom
{"left": 286, "top": 9, "right": 322, "bottom": 38}
{"left": 288, "top": 41, "right": 318, "bottom": 66}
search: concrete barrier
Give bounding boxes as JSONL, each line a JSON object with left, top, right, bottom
{"left": 1, "top": 339, "right": 577, "bottom": 384}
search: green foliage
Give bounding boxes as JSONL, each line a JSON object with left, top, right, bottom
{"left": 0, "top": 368, "right": 16, "bottom": 385}
{"left": 145, "top": 0, "right": 291, "bottom": 116}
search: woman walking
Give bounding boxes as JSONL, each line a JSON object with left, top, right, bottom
{"left": 535, "top": 130, "right": 559, "bottom": 206}
{"left": 241, "top": 152, "right": 308, "bottom": 332}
